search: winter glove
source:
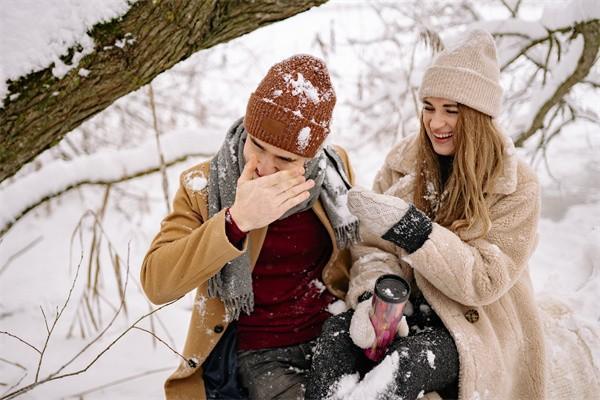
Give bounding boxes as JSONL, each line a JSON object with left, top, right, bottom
{"left": 347, "top": 186, "right": 433, "bottom": 254}
{"left": 349, "top": 298, "right": 376, "bottom": 349}
{"left": 349, "top": 297, "right": 410, "bottom": 349}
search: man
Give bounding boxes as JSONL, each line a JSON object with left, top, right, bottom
{"left": 141, "top": 54, "right": 358, "bottom": 400}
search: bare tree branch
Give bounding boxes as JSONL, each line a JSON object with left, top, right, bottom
{"left": 0, "top": 150, "right": 213, "bottom": 238}
{"left": 515, "top": 20, "right": 600, "bottom": 147}
{"left": 0, "top": 0, "right": 328, "bottom": 183}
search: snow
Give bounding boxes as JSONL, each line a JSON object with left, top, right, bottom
{"left": 542, "top": 0, "right": 600, "bottom": 30}
{"left": 310, "top": 278, "right": 327, "bottom": 294}
{"left": 284, "top": 72, "right": 321, "bottom": 104}
{"left": 183, "top": 171, "right": 207, "bottom": 193}
{"left": 327, "top": 300, "right": 348, "bottom": 315}
{"left": 0, "top": 0, "right": 136, "bottom": 107}
{"left": 0, "top": 129, "right": 223, "bottom": 233}
{"left": 330, "top": 351, "right": 400, "bottom": 400}
{"left": 1, "top": 0, "right": 599, "bottom": 399}
{"left": 297, "top": 127, "right": 312, "bottom": 151}
{"left": 426, "top": 349, "right": 436, "bottom": 369}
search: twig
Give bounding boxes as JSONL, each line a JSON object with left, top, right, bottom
{"left": 0, "top": 358, "right": 26, "bottom": 371}
{"left": 0, "top": 299, "right": 180, "bottom": 400}
{"left": 0, "top": 332, "right": 41, "bottom": 355}
{"left": 0, "top": 236, "right": 184, "bottom": 400}
{"left": 133, "top": 326, "right": 188, "bottom": 363}
{"left": 148, "top": 84, "right": 171, "bottom": 214}
{"left": 39, "top": 307, "right": 50, "bottom": 335}
{"left": 34, "top": 249, "right": 85, "bottom": 382}
{"left": 0, "top": 236, "right": 43, "bottom": 276}
{"left": 64, "top": 367, "right": 173, "bottom": 398}
{"left": 0, "top": 373, "right": 27, "bottom": 398}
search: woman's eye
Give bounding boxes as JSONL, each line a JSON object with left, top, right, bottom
{"left": 423, "top": 108, "right": 434, "bottom": 112}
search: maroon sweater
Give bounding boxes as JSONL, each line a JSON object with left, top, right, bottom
{"left": 225, "top": 208, "right": 335, "bottom": 351}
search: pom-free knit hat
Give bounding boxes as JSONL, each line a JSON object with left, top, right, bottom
{"left": 418, "top": 29, "right": 503, "bottom": 118}
{"left": 244, "top": 54, "right": 336, "bottom": 157}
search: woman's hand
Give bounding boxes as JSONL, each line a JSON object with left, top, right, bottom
{"left": 349, "top": 297, "right": 409, "bottom": 349}
{"left": 348, "top": 187, "right": 432, "bottom": 254}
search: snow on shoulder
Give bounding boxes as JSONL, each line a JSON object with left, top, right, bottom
{"left": 184, "top": 170, "right": 207, "bottom": 193}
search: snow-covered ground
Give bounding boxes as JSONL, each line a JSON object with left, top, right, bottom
{"left": 1, "top": 1, "right": 599, "bottom": 399}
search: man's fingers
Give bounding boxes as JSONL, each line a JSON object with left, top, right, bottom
{"left": 274, "top": 175, "right": 307, "bottom": 193}
{"left": 278, "top": 190, "right": 311, "bottom": 213}
{"left": 260, "top": 167, "right": 304, "bottom": 186}
{"left": 239, "top": 155, "right": 257, "bottom": 182}
{"left": 280, "top": 179, "right": 315, "bottom": 199}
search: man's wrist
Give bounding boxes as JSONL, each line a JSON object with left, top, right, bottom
{"left": 228, "top": 205, "right": 251, "bottom": 232}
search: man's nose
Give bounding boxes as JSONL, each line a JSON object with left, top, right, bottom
{"left": 256, "top": 157, "right": 278, "bottom": 176}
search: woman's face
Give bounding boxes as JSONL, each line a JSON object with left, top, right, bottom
{"left": 422, "top": 97, "right": 459, "bottom": 156}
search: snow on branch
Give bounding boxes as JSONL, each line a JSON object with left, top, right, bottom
{"left": 0, "top": 129, "right": 222, "bottom": 237}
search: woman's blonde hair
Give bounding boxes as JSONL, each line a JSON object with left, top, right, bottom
{"left": 413, "top": 104, "right": 505, "bottom": 237}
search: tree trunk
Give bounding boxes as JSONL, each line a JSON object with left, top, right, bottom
{"left": 0, "top": 0, "right": 327, "bottom": 183}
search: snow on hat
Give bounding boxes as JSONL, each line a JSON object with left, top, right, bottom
{"left": 418, "top": 29, "right": 503, "bottom": 118}
{"left": 244, "top": 54, "right": 336, "bottom": 157}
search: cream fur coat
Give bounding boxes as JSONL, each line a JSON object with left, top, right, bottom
{"left": 348, "top": 133, "right": 546, "bottom": 400}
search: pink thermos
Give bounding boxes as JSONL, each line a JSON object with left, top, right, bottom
{"left": 364, "top": 274, "right": 411, "bottom": 362}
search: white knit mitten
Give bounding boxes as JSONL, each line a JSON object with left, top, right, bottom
{"left": 347, "top": 187, "right": 410, "bottom": 237}
{"left": 349, "top": 299, "right": 376, "bottom": 349}
{"left": 397, "top": 315, "right": 409, "bottom": 337}
{"left": 350, "top": 299, "right": 411, "bottom": 349}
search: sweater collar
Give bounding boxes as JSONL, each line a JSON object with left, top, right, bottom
{"left": 386, "top": 133, "right": 518, "bottom": 195}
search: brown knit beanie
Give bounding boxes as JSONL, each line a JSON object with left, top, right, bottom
{"left": 418, "top": 29, "right": 503, "bottom": 118}
{"left": 244, "top": 54, "right": 336, "bottom": 157}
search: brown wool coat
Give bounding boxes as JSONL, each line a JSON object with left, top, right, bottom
{"left": 347, "top": 133, "right": 547, "bottom": 400}
{"left": 141, "top": 146, "right": 354, "bottom": 400}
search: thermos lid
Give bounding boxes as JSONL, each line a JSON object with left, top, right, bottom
{"left": 374, "top": 274, "right": 410, "bottom": 303}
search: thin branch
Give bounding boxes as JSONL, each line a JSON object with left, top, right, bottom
{"left": 39, "top": 307, "right": 50, "bottom": 335}
{"left": 148, "top": 84, "right": 171, "bottom": 214}
{"left": 0, "top": 236, "right": 43, "bottom": 276}
{"left": 0, "top": 358, "right": 27, "bottom": 371}
{"left": 0, "top": 373, "right": 27, "bottom": 398}
{"left": 133, "top": 326, "right": 187, "bottom": 364}
{"left": 34, "top": 249, "right": 85, "bottom": 382}
{"left": 0, "top": 332, "right": 41, "bottom": 355}
{"left": 64, "top": 367, "right": 173, "bottom": 399}
{"left": 0, "top": 299, "right": 180, "bottom": 400}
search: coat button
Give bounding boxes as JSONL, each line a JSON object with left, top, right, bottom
{"left": 214, "top": 324, "right": 224, "bottom": 333}
{"left": 464, "top": 309, "right": 479, "bottom": 323}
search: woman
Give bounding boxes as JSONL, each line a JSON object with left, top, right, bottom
{"left": 306, "top": 29, "right": 546, "bottom": 400}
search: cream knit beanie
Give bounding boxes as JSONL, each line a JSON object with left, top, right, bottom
{"left": 418, "top": 29, "right": 503, "bottom": 118}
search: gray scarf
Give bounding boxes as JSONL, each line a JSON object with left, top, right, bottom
{"left": 207, "top": 117, "right": 359, "bottom": 321}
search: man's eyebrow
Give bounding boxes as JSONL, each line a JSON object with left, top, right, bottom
{"left": 251, "top": 137, "right": 297, "bottom": 162}
{"left": 250, "top": 137, "right": 265, "bottom": 150}
{"left": 277, "top": 155, "right": 297, "bottom": 162}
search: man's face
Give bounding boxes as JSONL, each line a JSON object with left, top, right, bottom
{"left": 243, "top": 135, "right": 308, "bottom": 178}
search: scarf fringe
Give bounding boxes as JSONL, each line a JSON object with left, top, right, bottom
{"left": 334, "top": 220, "right": 361, "bottom": 249}
{"left": 223, "top": 294, "right": 255, "bottom": 322}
